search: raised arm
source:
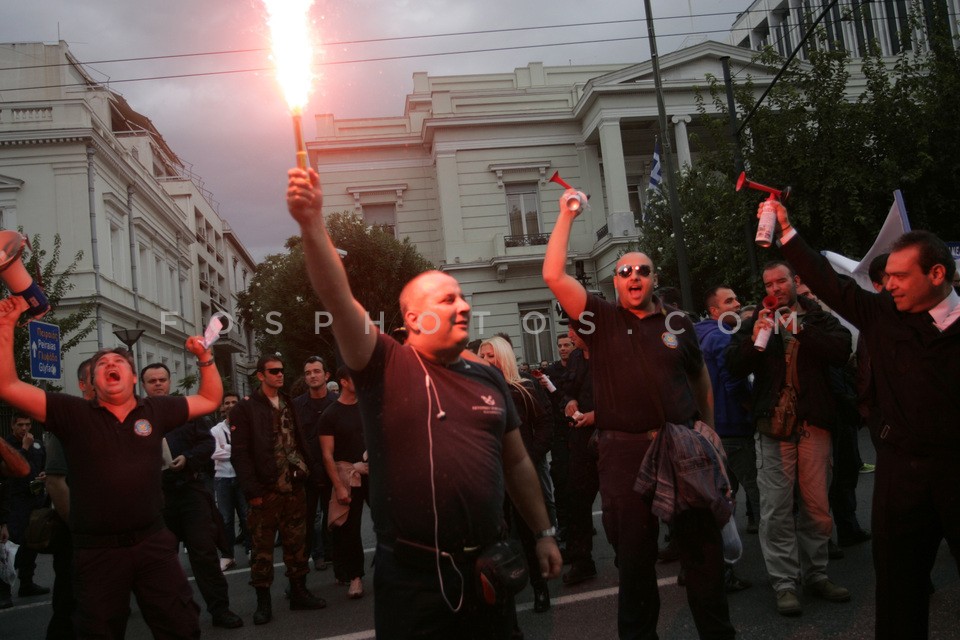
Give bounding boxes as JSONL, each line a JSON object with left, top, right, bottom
{"left": 184, "top": 335, "right": 223, "bottom": 420}
{"left": 0, "top": 438, "right": 29, "bottom": 478}
{"left": 287, "top": 168, "right": 376, "bottom": 371}
{"left": 772, "top": 202, "right": 881, "bottom": 330}
{"left": 542, "top": 189, "right": 588, "bottom": 323}
{"left": 0, "top": 296, "right": 46, "bottom": 422}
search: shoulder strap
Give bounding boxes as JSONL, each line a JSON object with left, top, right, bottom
{"left": 784, "top": 339, "right": 800, "bottom": 390}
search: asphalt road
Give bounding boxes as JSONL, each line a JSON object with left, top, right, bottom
{"left": 3, "top": 430, "right": 959, "bottom": 639}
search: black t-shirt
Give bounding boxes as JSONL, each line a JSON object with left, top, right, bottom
{"left": 578, "top": 295, "right": 703, "bottom": 433}
{"left": 318, "top": 401, "right": 366, "bottom": 463}
{"left": 44, "top": 392, "right": 188, "bottom": 536}
{"left": 294, "top": 392, "right": 339, "bottom": 480}
{"left": 352, "top": 334, "right": 520, "bottom": 550}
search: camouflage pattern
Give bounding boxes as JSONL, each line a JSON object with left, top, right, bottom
{"left": 247, "top": 484, "right": 310, "bottom": 587}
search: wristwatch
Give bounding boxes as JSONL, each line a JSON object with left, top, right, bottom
{"left": 536, "top": 526, "right": 557, "bottom": 540}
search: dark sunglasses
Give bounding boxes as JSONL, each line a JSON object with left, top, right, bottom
{"left": 265, "top": 367, "right": 284, "bottom": 375}
{"left": 616, "top": 264, "right": 653, "bottom": 278}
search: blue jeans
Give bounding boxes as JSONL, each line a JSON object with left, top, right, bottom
{"left": 214, "top": 477, "right": 249, "bottom": 556}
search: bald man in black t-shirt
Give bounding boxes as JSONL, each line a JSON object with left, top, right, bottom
{"left": 544, "top": 187, "right": 734, "bottom": 639}
{"left": 287, "top": 167, "right": 561, "bottom": 639}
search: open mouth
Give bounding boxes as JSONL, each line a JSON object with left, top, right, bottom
{"left": 107, "top": 371, "right": 121, "bottom": 382}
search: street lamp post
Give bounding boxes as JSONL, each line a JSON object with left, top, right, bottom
{"left": 112, "top": 327, "right": 145, "bottom": 375}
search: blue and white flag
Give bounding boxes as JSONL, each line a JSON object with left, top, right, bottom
{"left": 648, "top": 141, "right": 663, "bottom": 190}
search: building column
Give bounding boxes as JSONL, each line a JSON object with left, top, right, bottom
{"left": 672, "top": 114, "right": 693, "bottom": 171}
{"left": 598, "top": 119, "right": 635, "bottom": 237}
{"left": 435, "top": 151, "right": 465, "bottom": 262}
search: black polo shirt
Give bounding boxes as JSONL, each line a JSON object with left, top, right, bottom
{"left": 352, "top": 334, "right": 520, "bottom": 550}
{"left": 578, "top": 294, "right": 703, "bottom": 433}
{"left": 44, "top": 392, "right": 188, "bottom": 536}
{"left": 318, "top": 401, "right": 366, "bottom": 464}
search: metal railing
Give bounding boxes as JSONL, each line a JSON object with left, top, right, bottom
{"left": 504, "top": 233, "right": 549, "bottom": 248}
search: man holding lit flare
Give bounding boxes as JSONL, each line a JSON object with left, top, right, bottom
{"left": 286, "top": 167, "right": 561, "bottom": 639}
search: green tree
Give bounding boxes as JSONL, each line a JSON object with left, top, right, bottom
{"left": 649, "top": 14, "right": 960, "bottom": 306}
{"left": 1, "top": 233, "right": 96, "bottom": 388}
{"left": 237, "top": 212, "right": 434, "bottom": 378}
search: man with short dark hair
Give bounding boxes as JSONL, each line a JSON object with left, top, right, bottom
{"left": 0, "top": 295, "right": 223, "bottom": 639}
{"left": 769, "top": 204, "right": 959, "bottom": 640}
{"left": 292, "top": 355, "right": 338, "bottom": 572}
{"left": 211, "top": 392, "right": 247, "bottom": 569}
{"left": 287, "top": 166, "right": 560, "bottom": 638}
{"left": 141, "top": 362, "right": 243, "bottom": 630}
{"left": 728, "top": 261, "right": 852, "bottom": 616}
{"left": 695, "top": 286, "right": 755, "bottom": 593}
{"left": 544, "top": 187, "right": 733, "bottom": 639}
{"left": 230, "top": 354, "right": 326, "bottom": 625}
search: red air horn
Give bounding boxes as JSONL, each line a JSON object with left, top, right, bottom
{"left": 753, "top": 294, "right": 779, "bottom": 351}
{"left": 548, "top": 171, "right": 588, "bottom": 214}
{"left": 0, "top": 230, "right": 49, "bottom": 318}
{"left": 736, "top": 172, "right": 791, "bottom": 248}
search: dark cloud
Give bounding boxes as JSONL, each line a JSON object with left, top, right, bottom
{"left": 3, "top": 0, "right": 738, "bottom": 261}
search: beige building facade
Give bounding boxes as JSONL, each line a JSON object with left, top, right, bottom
{"left": 308, "top": 41, "right": 774, "bottom": 364}
{"left": 0, "top": 42, "right": 257, "bottom": 395}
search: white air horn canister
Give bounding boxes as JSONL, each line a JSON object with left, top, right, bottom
{"left": 0, "top": 230, "right": 50, "bottom": 318}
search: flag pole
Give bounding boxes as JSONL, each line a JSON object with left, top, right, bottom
{"left": 643, "top": 0, "right": 694, "bottom": 312}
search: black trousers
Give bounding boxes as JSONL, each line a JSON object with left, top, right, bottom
{"left": 373, "top": 543, "right": 511, "bottom": 640}
{"left": 598, "top": 430, "right": 734, "bottom": 640}
{"left": 331, "top": 481, "right": 369, "bottom": 582}
{"left": 73, "top": 528, "right": 200, "bottom": 639}
{"left": 829, "top": 423, "right": 865, "bottom": 540}
{"left": 47, "top": 523, "right": 75, "bottom": 640}
{"left": 873, "top": 445, "right": 960, "bottom": 640}
{"left": 565, "top": 427, "right": 599, "bottom": 565}
{"left": 162, "top": 483, "right": 230, "bottom": 616}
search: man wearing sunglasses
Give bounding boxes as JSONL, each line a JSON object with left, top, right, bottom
{"left": 543, "top": 189, "right": 734, "bottom": 639}
{"left": 286, "top": 167, "right": 561, "bottom": 639}
{"left": 230, "top": 355, "right": 327, "bottom": 624}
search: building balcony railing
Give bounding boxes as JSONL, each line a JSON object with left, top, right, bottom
{"left": 504, "top": 233, "right": 549, "bottom": 248}
{"left": 596, "top": 224, "right": 609, "bottom": 242}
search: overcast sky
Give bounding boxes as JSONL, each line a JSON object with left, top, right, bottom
{"left": 3, "top": 0, "right": 745, "bottom": 262}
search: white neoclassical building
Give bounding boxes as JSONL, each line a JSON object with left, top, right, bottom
{"left": 307, "top": 41, "right": 776, "bottom": 364}
{"left": 0, "top": 42, "right": 258, "bottom": 395}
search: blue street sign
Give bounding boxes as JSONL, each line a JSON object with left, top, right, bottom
{"left": 29, "top": 320, "right": 60, "bottom": 380}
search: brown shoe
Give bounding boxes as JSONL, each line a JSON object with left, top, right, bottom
{"left": 776, "top": 589, "right": 802, "bottom": 616}
{"left": 807, "top": 579, "right": 850, "bottom": 602}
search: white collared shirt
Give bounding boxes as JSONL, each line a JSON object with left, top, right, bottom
{"left": 928, "top": 288, "right": 960, "bottom": 332}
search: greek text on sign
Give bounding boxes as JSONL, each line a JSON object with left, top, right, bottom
{"left": 29, "top": 320, "right": 61, "bottom": 380}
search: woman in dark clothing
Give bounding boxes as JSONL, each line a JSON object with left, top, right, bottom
{"left": 479, "top": 336, "right": 554, "bottom": 615}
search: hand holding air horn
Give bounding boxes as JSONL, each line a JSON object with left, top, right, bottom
{"left": 736, "top": 172, "right": 791, "bottom": 248}
{"left": 0, "top": 231, "right": 49, "bottom": 318}
{"left": 549, "top": 172, "right": 589, "bottom": 215}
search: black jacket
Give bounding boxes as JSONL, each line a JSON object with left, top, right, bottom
{"left": 727, "top": 294, "right": 852, "bottom": 431}
{"left": 230, "top": 389, "right": 321, "bottom": 501}
{"left": 782, "top": 234, "right": 960, "bottom": 456}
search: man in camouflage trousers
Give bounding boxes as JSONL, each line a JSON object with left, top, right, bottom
{"left": 230, "top": 354, "right": 326, "bottom": 625}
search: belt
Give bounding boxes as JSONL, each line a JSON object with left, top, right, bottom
{"left": 378, "top": 536, "right": 483, "bottom": 572}
{"left": 72, "top": 519, "right": 165, "bottom": 549}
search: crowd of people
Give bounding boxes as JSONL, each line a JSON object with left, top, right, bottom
{"left": 0, "top": 168, "right": 955, "bottom": 640}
